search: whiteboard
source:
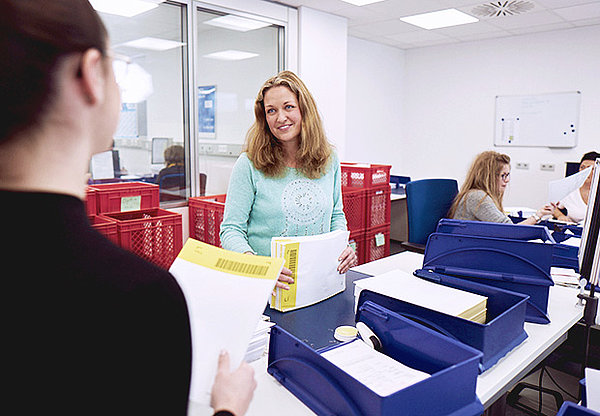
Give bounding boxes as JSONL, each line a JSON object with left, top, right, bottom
{"left": 494, "top": 91, "right": 581, "bottom": 148}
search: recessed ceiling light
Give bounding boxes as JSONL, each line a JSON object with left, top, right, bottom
{"left": 400, "top": 8, "right": 479, "bottom": 30}
{"left": 203, "top": 50, "right": 259, "bottom": 61}
{"left": 121, "top": 37, "right": 185, "bottom": 51}
{"left": 204, "top": 15, "right": 272, "bottom": 32}
{"left": 90, "top": 0, "right": 160, "bottom": 17}
{"left": 339, "top": 0, "right": 385, "bottom": 5}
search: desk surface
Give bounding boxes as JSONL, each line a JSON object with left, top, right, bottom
{"left": 189, "top": 252, "right": 583, "bottom": 415}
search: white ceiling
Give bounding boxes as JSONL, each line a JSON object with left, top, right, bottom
{"left": 271, "top": 0, "right": 600, "bottom": 49}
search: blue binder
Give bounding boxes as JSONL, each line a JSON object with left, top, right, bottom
{"left": 356, "top": 268, "right": 528, "bottom": 372}
{"left": 268, "top": 301, "right": 483, "bottom": 416}
{"left": 436, "top": 219, "right": 580, "bottom": 271}
{"left": 423, "top": 231, "right": 554, "bottom": 324}
{"left": 556, "top": 401, "right": 600, "bottom": 416}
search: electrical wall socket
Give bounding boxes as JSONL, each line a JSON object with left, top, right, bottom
{"left": 515, "top": 162, "right": 530, "bottom": 170}
{"left": 540, "top": 163, "right": 555, "bottom": 171}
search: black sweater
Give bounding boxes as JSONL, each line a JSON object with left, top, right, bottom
{"left": 1, "top": 190, "right": 203, "bottom": 415}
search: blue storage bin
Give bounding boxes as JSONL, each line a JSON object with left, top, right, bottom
{"left": 556, "top": 401, "right": 600, "bottom": 416}
{"left": 356, "top": 268, "right": 528, "bottom": 373}
{"left": 423, "top": 232, "right": 554, "bottom": 324}
{"left": 436, "top": 219, "right": 580, "bottom": 271}
{"left": 267, "top": 300, "right": 484, "bottom": 416}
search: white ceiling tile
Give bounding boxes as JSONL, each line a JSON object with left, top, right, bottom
{"left": 483, "top": 10, "right": 564, "bottom": 29}
{"left": 433, "top": 19, "right": 504, "bottom": 36}
{"left": 507, "top": 21, "right": 575, "bottom": 34}
{"left": 452, "top": 30, "right": 512, "bottom": 41}
{"left": 553, "top": 2, "right": 600, "bottom": 20}
{"left": 571, "top": 16, "right": 600, "bottom": 26}
{"left": 387, "top": 29, "right": 454, "bottom": 43}
{"left": 535, "top": 0, "right": 600, "bottom": 8}
{"left": 363, "top": 0, "right": 443, "bottom": 18}
{"left": 350, "top": 19, "right": 420, "bottom": 36}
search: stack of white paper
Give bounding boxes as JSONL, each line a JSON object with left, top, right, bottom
{"left": 270, "top": 229, "right": 350, "bottom": 312}
{"left": 354, "top": 269, "right": 488, "bottom": 323}
{"left": 244, "top": 316, "right": 275, "bottom": 363}
{"left": 321, "top": 339, "right": 430, "bottom": 396}
{"left": 169, "top": 239, "right": 284, "bottom": 405}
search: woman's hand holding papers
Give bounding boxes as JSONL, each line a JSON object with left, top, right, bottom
{"left": 211, "top": 350, "right": 256, "bottom": 416}
{"left": 337, "top": 245, "right": 358, "bottom": 274}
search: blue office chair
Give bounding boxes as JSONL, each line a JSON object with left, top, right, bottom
{"left": 158, "top": 173, "right": 186, "bottom": 202}
{"left": 401, "top": 178, "right": 459, "bottom": 253}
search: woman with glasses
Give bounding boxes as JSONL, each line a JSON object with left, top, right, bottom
{"left": 0, "top": 1, "right": 254, "bottom": 415}
{"left": 449, "top": 151, "right": 553, "bottom": 225}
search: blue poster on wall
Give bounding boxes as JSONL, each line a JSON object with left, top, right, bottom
{"left": 198, "top": 85, "right": 215, "bottom": 137}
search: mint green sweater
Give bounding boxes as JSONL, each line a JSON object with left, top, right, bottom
{"left": 220, "top": 152, "right": 347, "bottom": 256}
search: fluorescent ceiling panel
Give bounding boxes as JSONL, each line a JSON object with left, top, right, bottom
{"left": 340, "top": 0, "right": 385, "bottom": 5}
{"left": 401, "top": 8, "right": 479, "bottom": 30}
{"left": 204, "top": 15, "right": 271, "bottom": 32}
{"left": 90, "top": 0, "right": 160, "bottom": 17}
{"left": 203, "top": 50, "right": 259, "bottom": 61}
{"left": 121, "top": 37, "right": 185, "bottom": 51}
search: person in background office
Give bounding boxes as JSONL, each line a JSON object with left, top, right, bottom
{"left": 552, "top": 151, "right": 599, "bottom": 223}
{"left": 220, "top": 70, "right": 357, "bottom": 290}
{"left": 0, "top": 1, "right": 254, "bottom": 415}
{"left": 156, "top": 144, "right": 186, "bottom": 200}
{"left": 449, "top": 151, "right": 554, "bottom": 225}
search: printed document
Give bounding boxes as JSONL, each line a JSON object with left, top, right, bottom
{"left": 354, "top": 269, "right": 487, "bottom": 322}
{"left": 270, "top": 230, "right": 350, "bottom": 312}
{"left": 321, "top": 339, "right": 430, "bottom": 396}
{"left": 548, "top": 166, "right": 592, "bottom": 203}
{"left": 586, "top": 367, "right": 600, "bottom": 412}
{"left": 169, "top": 238, "right": 284, "bottom": 405}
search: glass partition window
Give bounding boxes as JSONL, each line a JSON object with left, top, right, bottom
{"left": 196, "top": 8, "right": 282, "bottom": 195}
{"left": 97, "top": 2, "right": 190, "bottom": 204}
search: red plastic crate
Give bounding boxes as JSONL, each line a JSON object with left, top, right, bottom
{"left": 189, "top": 194, "right": 227, "bottom": 247}
{"left": 100, "top": 208, "right": 183, "bottom": 270}
{"left": 365, "top": 224, "right": 390, "bottom": 263}
{"left": 365, "top": 186, "right": 391, "bottom": 228}
{"left": 342, "top": 187, "right": 367, "bottom": 232}
{"left": 85, "top": 188, "right": 97, "bottom": 215}
{"left": 349, "top": 229, "right": 366, "bottom": 266}
{"left": 341, "top": 163, "right": 391, "bottom": 189}
{"left": 89, "top": 214, "right": 118, "bottom": 244}
{"left": 89, "top": 182, "right": 159, "bottom": 214}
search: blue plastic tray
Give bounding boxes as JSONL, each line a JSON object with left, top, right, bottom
{"left": 356, "top": 268, "right": 528, "bottom": 372}
{"left": 423, "top": 232, "right": 554, "bottom": 324}
{"left": 268, "top": 300, "right": 483, "bottom": 416}
{"left": 556, "top": 402, "right": 600, "bottom": 416}
{"left": 436, "top": 219, "right": 580, "bottom": 271}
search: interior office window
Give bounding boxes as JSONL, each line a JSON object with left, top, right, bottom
{"left": 196, "top": 8, "right": 282, "bottom": 195}
{"left": 96, "top": 1, "right": 190, "bottom": 204}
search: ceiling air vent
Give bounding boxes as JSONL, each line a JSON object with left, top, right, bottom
{"left": 471, "top": 1, "right": 535, "bottom": 17}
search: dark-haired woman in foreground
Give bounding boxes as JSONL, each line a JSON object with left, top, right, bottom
{"left": 0, "top": 1, "right": 254, "bottom": 415}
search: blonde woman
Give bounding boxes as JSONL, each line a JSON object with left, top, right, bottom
{"left": 220, "top": 71, "right": 357, "bottom": 289}
{"left": 449, "top": 151, "right": 553, "bottom": 225}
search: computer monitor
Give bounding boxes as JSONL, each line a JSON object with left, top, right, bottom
{"left": 565, "top": 161, "right": 580, "bottom": 177}
{"left": 152, "top": 137, "right": 170, "bottom": 165}
{"left": 578, "top": 158, "right": 600, "bottom": 289}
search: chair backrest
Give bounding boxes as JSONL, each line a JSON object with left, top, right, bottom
{"left": 159, "top": 173, "right": 186, "bottom": 201}
{"left": 406, "top": 178, "right": 459, "bottom": 245}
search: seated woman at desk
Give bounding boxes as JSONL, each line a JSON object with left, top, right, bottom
{"left": 156, "top": 144, "right": 186, "bottom": 200}
{"left": 552, "top": 151, "right": 599, "bottom": 223}
{"left": 449, "top": 151, "right": 553, "bottom": 225}
{"left": 220, "top": 70, "right": 357, "bottom": 290}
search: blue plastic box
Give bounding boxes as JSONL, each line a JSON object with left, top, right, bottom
{"left": 356, "top": 268, "right": 528, "bottom": 373}
{"left": 556, "top": 402, "right": 600, "bottom": 416}
{"left": 268, "top": 300, "right": 483, "bottom": 416}
{"left": 436, "top": 219, "right": 580, "bottom": 271}
{"left": 423, "top": 232, "right": 554, "bottom": 324}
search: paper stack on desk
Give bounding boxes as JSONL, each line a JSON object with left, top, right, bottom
{"left": 354, "top": 269, "right": 488, "bottom": 323}
{"left": 169, "top": 239, "right": 284, "bottom": 405}
{"left": 244, "top": 316, "right": 275, "bottom": 363}
{"left": 270, "top": 229, "right": 350, "bottom": 312}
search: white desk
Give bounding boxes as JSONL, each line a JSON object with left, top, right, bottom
{"left": 189, "top": 252, "right": 584, "bottom": 415}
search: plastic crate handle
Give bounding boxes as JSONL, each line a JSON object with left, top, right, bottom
{"left": 268, "top": 356, "right": 363, "bottom": 416}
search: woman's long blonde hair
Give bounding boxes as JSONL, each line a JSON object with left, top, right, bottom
{"left": 448, "top": 151, "right": 511, "bottom": 218}
{"left": 244, "top": 70, "right": 331, "bottom": 179}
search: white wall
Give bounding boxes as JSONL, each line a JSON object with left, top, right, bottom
{"left": 398, "top": 25, "right": 600, "bottom": 209}
{"left": 346, "top": 37, "right": 405, "bottom": 168}
{"left": 298, "top": 7, "right": 348, "bottom": 158}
